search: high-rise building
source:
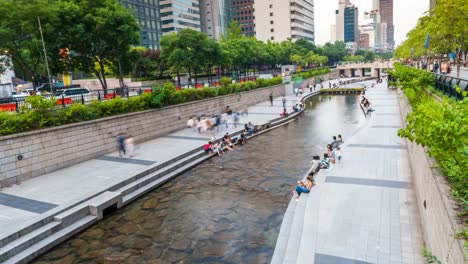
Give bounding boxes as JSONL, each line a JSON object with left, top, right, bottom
{"left": 160, "top": 0, "right": 201, "bottom": 35}
{"left": 119, "top": 0, "right": 163, "bottom": 49}
{"left": 373, "top": 0, "right": 394, "bottom": 51}
{"left": 359, "top": 33, "right": 370, "bottom": 50}
{"left": 335, "top": 0, "right": 348, "bottom": 42}
{"left": 335, "top": 0, "right": 358, "bottom": 44}
{"left": 359, "top": 24, "right": 375, "bottom": 49}
{"left": 430, "top": 0, "right": 437, "bottom": 9}
{"left": 344, "top": 5, "right": 358, "bottom": 43}
{"left": 200, "top": 0, "right": 231, "bottom": 40}
{"left": 254, "top": 0, "right": 315, "bottom": 43}
{"left": 230, "top": 0, "right": 255, "bottom": 37}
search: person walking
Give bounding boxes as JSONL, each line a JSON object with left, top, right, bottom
{"left": 116, "top": 133, "right": 126, "bottom": 157}
{"left": 282, "top": 96, "right": 287, "bottom": 108}
{"left": 125, "top": 134, "right": 135, "bottom": 157}
{"left": 269, "top": 92, "right": 274, "bottom": 106}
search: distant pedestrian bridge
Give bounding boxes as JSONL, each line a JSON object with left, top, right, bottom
{"left": 337, "top": 61, "right": 395, "bottom": 78}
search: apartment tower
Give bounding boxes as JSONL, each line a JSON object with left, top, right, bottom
{"left": 254, "top": 0, "right": 315, "bottom": 43}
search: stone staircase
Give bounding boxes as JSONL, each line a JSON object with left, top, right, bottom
{"left": 0, "top": 97, "right": 311, "bottom": 264}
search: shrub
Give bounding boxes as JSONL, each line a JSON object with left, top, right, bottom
{"left": 394, "top": 64, "right": 468, "bottom": 218}
{"left": 220, "top": 77, "right": 232, "bottom": 87}
{"left": 0, "top": 76, "right": 284, "bottom": 136}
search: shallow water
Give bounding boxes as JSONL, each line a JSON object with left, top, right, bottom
{"left": 34, "top": 95, "right": 365, "bottom": 264}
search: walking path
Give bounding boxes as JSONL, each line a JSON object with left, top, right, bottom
{"left": 272, "top": 80, "right": 425, "bottom": 264}
{"left": 0, "top": 80, "right": 342, "bottom": 234}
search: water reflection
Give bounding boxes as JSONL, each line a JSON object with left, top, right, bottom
{"left": 34, "top": 95, "right": 364, "bottom": 264}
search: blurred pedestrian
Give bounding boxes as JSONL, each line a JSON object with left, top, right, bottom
{"left": 116, "top": 133, "right": 126, "bottom": 157}
{"left": 269, "top": 92, "right": 274, "bottom": 106}
{"left": 125, "top": 134, "right": 135, "bottom": 158}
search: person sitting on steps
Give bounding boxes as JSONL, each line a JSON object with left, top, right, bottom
{"left": 292, "top": 175, "right": 315, "bottom": 201}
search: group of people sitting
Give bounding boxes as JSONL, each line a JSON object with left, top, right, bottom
{"left": 292, "top": 134, "right": 344, "bottom": 200}
{"left": 203, "top": 127, "right": 254, "bottom": 157}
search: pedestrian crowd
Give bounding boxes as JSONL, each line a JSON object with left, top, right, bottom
{"left": 292, "top": 134, "right": 344, "bottom": 201}
{"left": 186, "top": 105, "right": 249, "bottom": 136}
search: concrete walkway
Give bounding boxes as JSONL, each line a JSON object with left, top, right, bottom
{"left": 0, "top": 80, "right": 343, "bottom": 235}
{"left": 272, "top": 80, "right": 425, "bottom": 264}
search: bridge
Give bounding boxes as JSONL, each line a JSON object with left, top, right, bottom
{"left": 337, "top": 61, "right": 395, "bottom": 78}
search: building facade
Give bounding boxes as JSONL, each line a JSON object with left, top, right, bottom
{"left": 359, "top": 33, "right": 370, "bottom": 50}
{"left": 373, "top": 0, "right": 394, "bottom": 51}
{"left": 254, "top": 0, "right": 315, "bottom": 43}
{"left": 200, "top": 0, "right": 231, "bottom": 40}
{"left": 119, "top": 0, "right": 163, "bottom": 49}
{"left": 430, "top": 0, "right": 437, "bottom": 9}
{"left": 160, "top": 0, "right": 201, "bottom": 35}
{"left": 344, "top": 5, "right": 358, "bottom": 43}
{"left": 359, "top": 24, "right": 375, "bottom": 50}
{"left": 230, "top": 0, "right": 255, "bottom": 37}
{"left": 335, "top": 0, "right": 358, "bottom": 44}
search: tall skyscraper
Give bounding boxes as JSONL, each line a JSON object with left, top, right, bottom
{"left": 200, "top": 0, "right": 231, "bottom": 40}
{"left": 335, "top": 0, "right": 358, "bottom": 44}
{"left": 159, "top": 0, "right": 201, "bottom": 35}
{"left": 344, "top": 5, "right": 358, "bottom": 43}
{"left": 119, "top": 0, "right": 163, "bottom": 49}
{"left": 230, "top": 0, "right": 255, "bottom": 37}
{"left": 254, "top": 0, "right": 315, "bottom": 43}
{"left": 373, "top": 0, "right": 394, "bottom": 51}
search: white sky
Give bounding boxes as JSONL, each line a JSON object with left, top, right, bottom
{"left": 314, "top": 0, "right": 430, "bottom": 46}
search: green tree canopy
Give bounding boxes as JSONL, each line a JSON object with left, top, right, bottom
{"left": 0, "top": 0, "right": 59, "bottom": 84}
{"left": 55, "top": 0, "right": 140, "bottom": 90}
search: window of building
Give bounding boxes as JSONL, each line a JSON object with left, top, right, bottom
{"left": 270, "top": 36, "right": 274, "bottom": 40}
{"left": 270, "top": 12, "right": 273, "bottom": 16}
{"left": 270, "top": 20, "right": 274, "bottom": 24}
{"left": 270, "top": 28, "right": 274, "bottom": 32}
{"left": 269, "top": 4, "right": 273, "bottom": 8}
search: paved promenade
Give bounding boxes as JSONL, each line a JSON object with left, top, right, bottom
{"left": 0, "top": 81, "right": 341, "bottom": 235}
{"left": 272, "top": 81, "right": 425, "bottom": 264}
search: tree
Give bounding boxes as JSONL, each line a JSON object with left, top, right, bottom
{"left": 0, "top": 0, "right": 59, "bottom": 85}
{"left": 321, "top": 41, "right": 347, "bottom": 66}
{"left": 428, "top": 0, "right": 467, "bottom": 77}
{"left": 395, "top": 0, "right": 467, "bottom": 77}
{"left": 363, "top": 51, "right": 375, "bottom": 62}
{"left": 55, "top": 0, "right": 140, "bottom": 91}
{"left": 161, "top": 29, "right": 220, "bottom": 85}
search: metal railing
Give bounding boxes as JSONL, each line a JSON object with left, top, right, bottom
{"left": 433, "top": 74, "right": 467, "bottom": 100}
{"left": 0, "top": 86, "right": 153, "bottom": 112}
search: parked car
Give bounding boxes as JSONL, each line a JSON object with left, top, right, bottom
{"left": 55, "top": 88, "right": 93, "bottom": 102}
{"left": 12, "top": 89, "right": 41, "bottom": 98}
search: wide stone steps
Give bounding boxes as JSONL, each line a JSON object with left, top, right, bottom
{"left": 0, "top": 94, "right": 315, "bottom": 263}
{"left": 3, "top": 216, "right": 97, "bottom": 264}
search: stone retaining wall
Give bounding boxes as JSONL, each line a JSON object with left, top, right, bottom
{"left": 398, "top": 90, "right": 465, "bottom": 263}
{"left": 0, "top": 84, "right": 286, "bottom": 187}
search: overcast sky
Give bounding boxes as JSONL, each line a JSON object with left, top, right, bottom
{"left": 314, "top": 0, "right": 430, "bottom": 46}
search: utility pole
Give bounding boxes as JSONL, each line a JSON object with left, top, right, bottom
{"left": 38, "top": 17, "right": 53, "bottom": 94}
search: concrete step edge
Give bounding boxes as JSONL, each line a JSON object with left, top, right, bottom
{"left": 3, "top": 216, "right": 97, "bottom": 264}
